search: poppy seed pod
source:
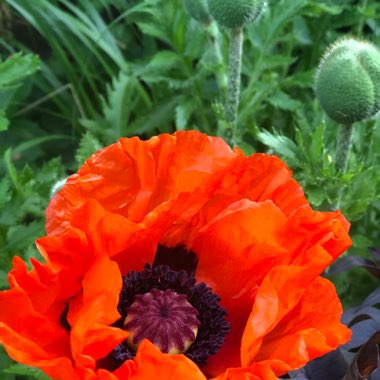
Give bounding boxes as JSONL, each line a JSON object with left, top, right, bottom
{"left": 183, "top": 0, "right": 212, "bottom": 24}
{"left": 315, "top": 38, "right": 380, "bottom": 124}
{"left": 207, "top": 0, "right": 266, "bottom": 29}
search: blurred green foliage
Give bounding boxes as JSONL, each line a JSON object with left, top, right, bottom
{"left": 1, "top": 0, "right": 380, "bottom": 378}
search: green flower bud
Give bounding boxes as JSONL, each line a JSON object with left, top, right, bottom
{"left": 315, "top": 38, "right": 380, "bottom": 124}
{"left": 183, "top": 0, "right": 212, "bottom": 24}
{"left": 207, "top": 0, "right": 266, "bottom": 29}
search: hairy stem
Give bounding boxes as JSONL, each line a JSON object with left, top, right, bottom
{"left": 225, "top": 27, "right": 243, "bottom": 146}
{"left": 336, "top": 123, "right": 353, "bottom": 209}
{"left": 336, "top": 123, "right": 353, "bottom": 173}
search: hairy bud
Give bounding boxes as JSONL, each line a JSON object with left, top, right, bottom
{"left": 315, "top": 38, "right": 380, "bottom": 124}
{"left": 207, "top": 0, "right": 266, "bottom": 29}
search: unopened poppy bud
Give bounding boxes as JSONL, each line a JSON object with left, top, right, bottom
{"left": 124, "top": 288, "right": 200, "bottom": 355}
{"left": 207, "top": 0, "right": 266, "bottom": 29}
{"left": 183, "top": 0, "right": 212, "bottom": 24}
{"left": 315, "top": 38, "right": 380, "bottom": 124}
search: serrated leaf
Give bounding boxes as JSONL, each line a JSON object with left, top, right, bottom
{"left": 75, "top": 132, "right": 103, "bottom": 165}
{"left": 261, "top": 55, "right": 297, "bottom": 70}
{"left": 268, "top": 91, "right": 302, "bottom": 111}
{"left": 3, "top": 149, "right": 20, "bottom": 193}
{"left": 0, "top": 53, "right": 40, "bottom": 88}
{"left": 257, "top": 130, "right": 300, "bottom": 166}
{"left": 143, "top": 51, "right": 181, "bottom": 74}
{"left": 5, "top": 221, "right": 43, "bottom": 253}
{"left": 175, "top": 100, "right": 196, "bottom": 130}
{"left": 103, "top": 72, "right": 135, "bottom": 136}
{"left": 136, "top": 21, "right": 170, "bottom": 44}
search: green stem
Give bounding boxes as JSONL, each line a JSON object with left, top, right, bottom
{"left": 225, "top": 27, "right": 243, "bottom": 146}
{"left": 335, "top": 123, "right": 353, "bottom": 209}
{"left": 336, "top": 123, "right": 353, "bottom": 173}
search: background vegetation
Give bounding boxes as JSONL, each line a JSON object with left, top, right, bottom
{"left": 0, "top": 0, "right": 379, "bottom": 378}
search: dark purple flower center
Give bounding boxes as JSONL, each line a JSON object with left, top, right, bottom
{"left": 124, "top": 288, "right": 200, "bottom": 354}
{"left": 95, "top": 246, "right": 230, "bottom": 372}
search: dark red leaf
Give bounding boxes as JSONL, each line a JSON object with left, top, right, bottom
{"left": 344, "top": 331, "right": 380, "bottom": 380}
{"left": 328, "top": 256, "right": 380, "bottom": 278}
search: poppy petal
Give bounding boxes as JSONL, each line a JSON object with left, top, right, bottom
{"left": 46, "top": 131, "right": 236, "bottom": 235}
{"left": 217, "top": 153, "right": 309, "bottom": 217}
{"left": 283, "top": 207, "right": 351, "bottom": 265}
{"left": 241, "top": 266, "right": 351, "bottom": 375}
{"left": 0, "top": 287, "right": 78, "bottom": 379}
{"left": 68, "top": 254, "right": 128, "bottom": 368}
{"left": 113, "top": 340, "right": 207, "bottom": 379}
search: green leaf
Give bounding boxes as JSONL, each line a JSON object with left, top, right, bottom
{"left": 3, "top": 364, "right": 50, "bottom": 380}
{"left": 0, "top": 270, "right": 9, "bottom": 289}
{"left": 5, "top": 221, "right": 43, "bottom": 253}
{"left": 138, "top": 51, "right": 182, "bottom": 78}
{"left": 102, "top": 72, "right": 136, "bottom": 139}
{"left": 3, "top": 149, "right": 20, "bottom": 193}
{"left": 175, "top": 100, "right": 196, "bottom": 130}
{"left": 0, "top": 346, "right": 15, "bottom": 380}
{"left": 76, "top": 132, "right": 103, "bottom": 165}
{"left": 257, "top": 130, "right": 300, "bottom": 166}
{"left": 0, "top": 110, "right": 9, "bottom": 131}
{"left": 268, "top": 91, "right": 302, "bottom": 111}
{"left": 0, "top": 53, "right": 40, "bottom": 88}
{"left": 293, "top": 16, "right": 312, "bottom": 45}
{"left": 0, "top": 177, "right": 11, "bottom": 208}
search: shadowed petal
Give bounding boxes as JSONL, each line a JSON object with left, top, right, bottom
{"left": 113, "top": 340, "right": 207, "bottom": 379}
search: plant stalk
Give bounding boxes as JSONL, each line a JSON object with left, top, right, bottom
{"left": 336, "top": 123, "right": 353, "bottom": 173}
{"left": 335, "top": 123, "right": 353, "bottom": 209}
{"left": 225, "top": 27, "right": 243, "bottom": 146}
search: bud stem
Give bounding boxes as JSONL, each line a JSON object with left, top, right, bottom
{"left": 336, "top": 123, "right": 353, "bottom": 173}
{"left": 225, "top": 27, "right": 243, "bottom": 146}
{"left": 335, "top": 123, "right": 353, "bottom": 209}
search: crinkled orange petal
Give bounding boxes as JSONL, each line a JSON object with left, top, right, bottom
{"left": 0, "top": 287, "right": 78, "bottom": 380}
{"left": 64, "top": 197, "right": 211, "bottom": 274}
{"left": 241, "top": 267, "right": 351, "bottom": 376}
{"left": 10, "top": 228, "right": 97, "bottom": 323}
{"left": 0, "top": 286, "right": 69, "bottom": 356}
{"left": 184, "top": 199, "right": 287, "bottom": 374}
{"left": 113, "top": 340, "right": 207, "bottom": 379}
{"left": 283, "top": 207, "right": 351, "bottom": 265}
{"left": 68, "top": 254, "right": 128, "bottom": 368}
{"left": 216, "top": 153, "right": 309, "bottom": 217}
{"left": 178, "top": 196, "right": 348, "bottom": 376}
{"left": 47, "top": 131, "right": 236, "bottom": 235}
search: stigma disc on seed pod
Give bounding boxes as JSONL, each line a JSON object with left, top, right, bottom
{"left": 207, "top": 0, "right": 266, "bottom": 29}
{"left": 315, "top": 37, "right": 380, "bottom": 124}
{"left": 183, "top": 0, "right": 212, "bottom": 24}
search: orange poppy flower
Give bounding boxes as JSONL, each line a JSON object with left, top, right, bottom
{"left": 0, "top": 131, "right": 351, "bottom": 379}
